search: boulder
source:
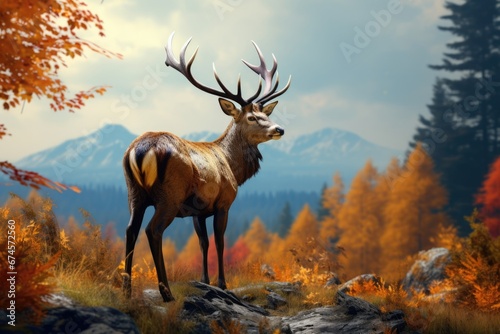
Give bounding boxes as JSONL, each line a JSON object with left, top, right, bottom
{"left": 402, "top": 247, "right": 451, "bottom": 295}
{"left": 282, "top": 291, "right": 407, "bottom": 334}
{"left": 183, "top": 281, "right": 273, "bottom": 334}
{"left": 338, "top": 274, "right": 383, "bottom": 294}
{"left": 1, "top": 291, "right": 139, "bottom": 334}
{"left": 42, "top": 292, "right": 76, "bottom": 308}
{"left": 265, "top": 281, "right": 302, "bottom": 296}
{"left": 324, "top": 274, "right": 342, "bottom": 287}
{"left": 37, "top": 306, "right": 139, "bottom": 334}
{"left": 267, "top": 292, "right": 288, "bottom": 310}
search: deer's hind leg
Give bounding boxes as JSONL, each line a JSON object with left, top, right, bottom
{"left": 123, "top": 200, "right": 148, "bottom": 298}
{"left": 145, "top": 204, "right": 178, "bottom": 302}
{"left": 193, "top": 216, "right": 209, "bottom": 284}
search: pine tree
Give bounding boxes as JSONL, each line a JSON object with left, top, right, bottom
{"left": 337, "top": 161, "right": 382, "bottom": 277}
{"left": 410, "top": 78, "right": 453, "bottom": 161}
{"left": 276, "top": 201, "right": 294, "bottom": 237}
{"left": 319, "top": 172, "right": 344, "bottom": 247}
{"left": 415, "top": 0, "right": 500, "bottom": 233}
{"left": 475, "top": 156, "right": 500, "bottom": 237}
{"left": 381, "top": 144, "right": 450, "bottom": 278}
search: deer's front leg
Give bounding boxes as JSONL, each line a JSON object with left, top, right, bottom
{"left": 213, "top": 208, "right": 229, "bottom": 290}
{"left": 193, "top": 216, "right": 209, "bottom": 284}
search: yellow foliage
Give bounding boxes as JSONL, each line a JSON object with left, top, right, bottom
{"left": 442, "top": 211, "right": 500, "bottom": 312}
{"left": 381, "top": 144, "right": 449, "bottom": 278}
{"left": 292, "top": 264, "right": 334, "bottom": 286}
{"left": 243, "top": 217, "right": 272, "bottom": 263}
{"left": 0, "top": 199, "right": 58, "bottom": 324}
{"left": 337, "top": 160, "right": 383, "bottom": 276}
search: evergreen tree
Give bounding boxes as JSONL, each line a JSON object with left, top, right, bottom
{"left": 414, "top": 0, "right": 500, "bottom": 233}
{"left": 276, "top": 201, "right": 294, "bottom": 237}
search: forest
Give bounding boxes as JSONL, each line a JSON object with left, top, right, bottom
{"left": 1, "top": 0, "right": 500, "bottom": 333}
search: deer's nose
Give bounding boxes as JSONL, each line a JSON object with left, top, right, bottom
{"left": 275, "top": 127, "right": 285, "bottom": 136}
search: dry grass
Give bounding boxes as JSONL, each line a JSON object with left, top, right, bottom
{"left": 425, "top": 304, "right": 500, "bottom": 334}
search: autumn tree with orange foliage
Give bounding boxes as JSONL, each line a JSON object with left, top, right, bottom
{"left": 337, "top": 160, "right": 383, "bottom": 277}
{"left": 0, "top": 0, "right": 120, "bottom": 191}
{"left": 444, "top": 211, "right": 500, "bottom": 311}
{"left": 282, "top": 204, "right": 321, "bottom": 266}
{"left": 475, "top": 156, "right": 500, "bottom": 238}
{"left": 381, "top": 144, "right": 449, "bottom": 278}
{"left": 176, "top": 232, "right": 202, "bottom": 271}
{"left": 242, "top": 217, "right": 272, "bottom": 263}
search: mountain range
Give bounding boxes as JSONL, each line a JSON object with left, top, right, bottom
{"left": 3, "top": 124, "right": 403, "bottom": 246}
{"left": 14, "top": 124, "right": 402, "bottom": 192}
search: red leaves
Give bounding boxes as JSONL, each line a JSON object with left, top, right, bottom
{"left": 0, "top": 161, "right": 80, "bottom": 193}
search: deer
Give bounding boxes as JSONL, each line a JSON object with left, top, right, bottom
{"left": 122, "top": 32, "right": 291, "bottom": 302}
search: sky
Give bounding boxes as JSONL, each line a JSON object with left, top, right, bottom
{"left": 1, "top": 0, "right": 451, "bottom": 161}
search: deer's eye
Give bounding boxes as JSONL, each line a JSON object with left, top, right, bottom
{"left": 248, "top": 116, "right": 257, "bottom": 122}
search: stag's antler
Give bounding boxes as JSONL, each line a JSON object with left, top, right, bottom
{"left": 242, "top": 41, "right": 291, "bottom": 105}
{"left": 165, "top": 32, "right": 290, "bottom": 106}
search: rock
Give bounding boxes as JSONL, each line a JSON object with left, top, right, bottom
{"left": 265, "top": 281, "right": 301, "bottom": 296}
{"left": 282, "top": 291, "right": 407, "bottom": 334}
{"left": 142, "top": 288, "right": 163, "bottom": 304}
{"left": 338, "top": 274, "right": 382, "bottom": 294}
{"left": 267, "top": 292, "right": 287, "bottom": 309}
{"left": 0, "top": 292, "right": 139, "bottom": 334}
{"left": 231, "top": 281, "right": 301, "bottom": 303}
{"left": 42, "top": 292, "right": 76, "bottom": 308}
{"left": 402, "top": 247, "right": 451, "bottom": 295}
{"left": 37, "top": 306, "right": 139, "bottom": 334}
{"left": 261, "top": 264, "right": 276, "bottom": 279}
{"left": 183, "top": 281, "right": 274, "bottom": 334}
{"left": 324, "top": 274, "right": 342, "bottom": 287}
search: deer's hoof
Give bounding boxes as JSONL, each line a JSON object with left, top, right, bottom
{"left": 122, "top": 274, "right": 131, "bottom": 298}
{"left": 218, "top": 280, "right": 227, "bottom": 290}
{"left": 159, "top": 282, "right": 175, "bottom": 302}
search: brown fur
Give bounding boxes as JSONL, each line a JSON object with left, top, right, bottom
{"left": 123, "top": 100, "right": 284, "bottom": 302}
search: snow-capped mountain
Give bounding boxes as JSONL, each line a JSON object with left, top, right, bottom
{"left": 14, "top": 124, "right": 402, "bottom": 192}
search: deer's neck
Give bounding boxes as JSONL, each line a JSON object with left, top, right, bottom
{"left": 215, "top": 121, "right": 262, "bottom": 186}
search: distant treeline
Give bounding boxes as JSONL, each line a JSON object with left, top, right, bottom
{"left": 0, "top": 184, "right": 319, "bottom": 248}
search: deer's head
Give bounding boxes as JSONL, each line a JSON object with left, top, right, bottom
{"left": 165, "top": 33, "right": 290, "bottom": 145}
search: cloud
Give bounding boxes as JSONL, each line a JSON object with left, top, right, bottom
{"left": 1, "top": 0, "right": 449, "bottom": 162}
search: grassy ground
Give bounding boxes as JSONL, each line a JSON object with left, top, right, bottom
{"left": 51, "top": 267, "right": 500, "bottom": 334}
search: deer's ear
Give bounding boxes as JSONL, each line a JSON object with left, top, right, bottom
{"left": 219, "top": 98, "right": 240, "bottom": 118}
{"left": 262, "top": 101, "right": 278, "bottom": 116}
